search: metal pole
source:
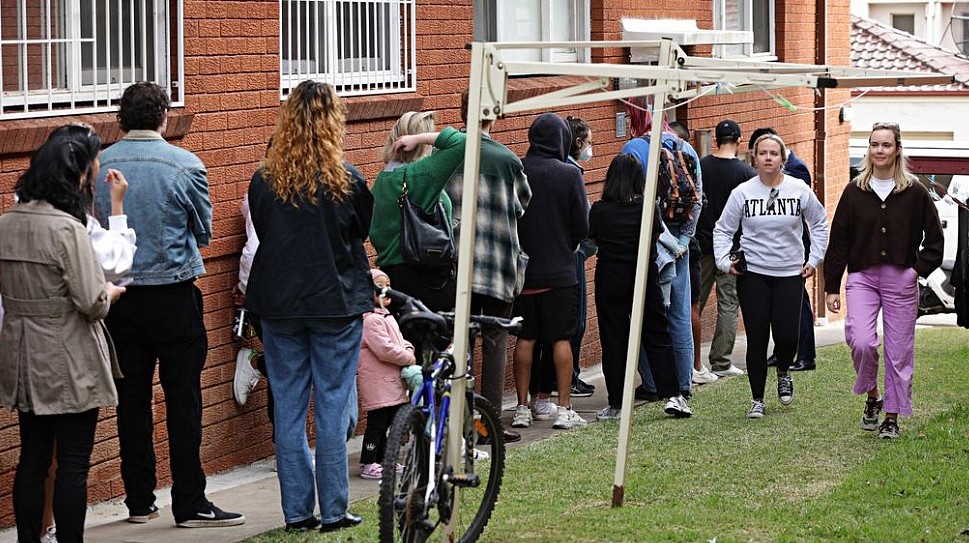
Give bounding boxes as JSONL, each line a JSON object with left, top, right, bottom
{"left": 612, "top": 39, "right": 672, "bottom": 507}
{"left": 443, "top": 40, "right": 487, "bottom": 541}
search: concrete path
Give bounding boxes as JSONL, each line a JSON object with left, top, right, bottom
{"left": 0, "top": 314, "right": 957, "bottom": 543}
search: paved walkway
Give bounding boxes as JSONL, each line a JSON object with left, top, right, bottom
{"left": 0, "top": 314, "right": 957, "bottom": 543}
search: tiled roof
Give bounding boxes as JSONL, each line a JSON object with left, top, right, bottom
{"left": 851, "top": 14, "right": 969, "bottom": 92}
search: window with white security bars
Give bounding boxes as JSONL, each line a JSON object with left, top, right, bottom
{"left": 0, "top": 0, "right": 183, "bottom": 120}
{"left": 280, "top": 0, "right": 416, "bottom": 97}
{"left": 713, "top": 0, "right": 775, "bottom": 58}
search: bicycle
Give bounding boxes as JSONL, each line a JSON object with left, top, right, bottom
{"left": 375, "top": 286, "right": 522, "bottom": 543}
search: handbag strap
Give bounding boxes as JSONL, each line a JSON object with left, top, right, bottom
{"left": 401, "top": 170, "right": 408, "bottom": 197}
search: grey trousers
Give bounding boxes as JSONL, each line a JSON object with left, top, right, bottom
{"left": 699, "top": 254, "right": 740, "bottom": 371}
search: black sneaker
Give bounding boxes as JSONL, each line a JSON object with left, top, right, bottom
{"left": 286, "top": 516, "right": 321, "bottom": 532}
{"left": 574, "top": 378, "right": 596, "bottom": 395}
{"left": 766, "top": 355, "right": 778, "bottom": 367}
{"left": 878, "top": 418, "right": 900, "bottom": 439}
{"left": 128, "top": 504, "right": 159, "bottom": 524}
{"left": 634, "top": 385, "right": 660, "bottom": 402}
{"left": 176, "top": 503, "right": 245, "bottom": 528}
{"left": 777, "top": 374, "right": 794, "bottom": 405}
{"left": 569, "top": 382, "right": 594, "bottom": 397}
{"left": 861, "top": 397, "right": 883, "bottom": 431}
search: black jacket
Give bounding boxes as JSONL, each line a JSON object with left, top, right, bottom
{"left": 245, "top": 164, "right": 374, "bottom": 319}
{"left": 519, "top": 114, "right": 589, "bottom": 289}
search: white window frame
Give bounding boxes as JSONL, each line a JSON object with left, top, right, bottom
{"left": 0, "top": 0, "right": 183, "bottom": 120}
{"left": 475, "top": 0, "right": 591, "bottom": 64}
{"left": 279, "top": 0, "right": 416, "bottom": 98}
{"left": 713, "top": 0, "right": 776, "bottom": 59}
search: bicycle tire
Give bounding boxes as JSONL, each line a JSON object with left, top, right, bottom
{"left": 379, "top": 404, "right": 432, "bottom": 543}
{"left": 447, "top": 394, "right": 506, "bottom": 543}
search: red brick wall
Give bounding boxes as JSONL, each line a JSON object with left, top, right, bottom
{"left": 0, "top": 0, "right": 850, "bottom": 528}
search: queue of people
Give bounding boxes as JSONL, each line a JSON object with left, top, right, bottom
{"left": 0, "top": 76, "right": 942, "bottom": 540}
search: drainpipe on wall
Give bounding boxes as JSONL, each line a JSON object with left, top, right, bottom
{"left": 814, "top": 0, "right": 827, "bottom": 320}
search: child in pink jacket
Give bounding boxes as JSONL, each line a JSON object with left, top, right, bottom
{"left": 358, "top": 269, "right": 417, "bottom": 479}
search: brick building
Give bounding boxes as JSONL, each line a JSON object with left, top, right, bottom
{"left": 0, "top": 0, "right": 850, "bottom": 527}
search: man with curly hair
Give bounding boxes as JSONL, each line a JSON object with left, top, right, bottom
{"left": 94, "top": 82, "right": 244, "bottom": 528}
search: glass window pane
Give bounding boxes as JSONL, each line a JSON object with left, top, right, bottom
{"left": 474, "top": 0, "right": 496, "bottom": 41}
{"left": 752, "top": 0, "right": 770, "bottom": 53}
{"left": 891, "top": 13, "right": 915, "bottom": 35}
{"left": 550, "top": 0, "right": 575, "bottom": 42}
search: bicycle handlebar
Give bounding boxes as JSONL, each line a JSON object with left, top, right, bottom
{"left": 373, "top": 285, "right": 523, "bottom": 335}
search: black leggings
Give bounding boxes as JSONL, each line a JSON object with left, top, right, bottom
{"left": 596, "top": 259, "right": 679, "bottom": 407}
{"left": 14, "top": 409, "right": 99, "bottom": 543}
{"left": 360, "top": 404, "right": 403, "bottom": 465}
{"left": 737, "top": 272, "right": 804, "bottom": 400}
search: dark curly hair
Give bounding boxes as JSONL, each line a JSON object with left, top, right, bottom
{"left": 118, "top": 82, "right": 170, "bottom": 131}
{"left": 16, "top": 123, "right": 102, "bottom": 225}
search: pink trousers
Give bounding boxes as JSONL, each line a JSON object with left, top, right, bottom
{"left": 844, "top": 264, "right": 918, "bottom": 416}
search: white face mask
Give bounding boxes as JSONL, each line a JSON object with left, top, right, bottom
{"left": 578, "top": 144, "right": 593, "bottom": 162}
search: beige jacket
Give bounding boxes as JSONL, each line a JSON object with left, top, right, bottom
{"left": 0, "top": 200, "right": 119, "bottom": 415}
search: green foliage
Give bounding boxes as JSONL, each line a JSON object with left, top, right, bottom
{"left": 244, "top": 328, "right": 969, "bottom": 543}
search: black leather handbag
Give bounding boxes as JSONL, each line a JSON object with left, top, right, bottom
{"left": 398, "top": 175, "right": 456, "bottom": 269}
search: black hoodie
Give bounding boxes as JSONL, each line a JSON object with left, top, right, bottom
{"left": 518, "top": 113, "right": 589, "bottom": 289}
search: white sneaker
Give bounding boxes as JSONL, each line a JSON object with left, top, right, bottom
{"left": 692, "top": 366, "right": 719, "bottom": 385}
{"left": 712, "top": 364, "right": 745, "bottom": 378}
{"left": 40, "top": 525, "right": 57, "bottom": 543}
{"left": 596, "top": 406, "right": 622, "bottom": 421}
{"left": 553, "top": 406, "right": 588, "bottom": 429}
{"left": 233, "top": 348, "right": 263, "bottom": 406}
{"left": 530, "top": 398, "right": 558, "bottom": 421}
{"left": 511, "top": 405, "right": 533, "bottom": 428}
{"left": 663, "top": 395, "right": 693, "bottom": 418}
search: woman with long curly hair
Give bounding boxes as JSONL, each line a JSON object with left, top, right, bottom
{"left": 369, "top": 110, "right": 467, "bottom": 311}
{"left": 824, "top": 122, "right": 943, "bottom": 439}
{"left": 0, "top": 126, "right": 126, "bottom": 543}
{"left": 244, "top": 80, "right": 373, "bottom": 533}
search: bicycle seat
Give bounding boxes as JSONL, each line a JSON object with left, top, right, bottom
{"left": 398, "top": 307, "right": 448, "bottom": 344}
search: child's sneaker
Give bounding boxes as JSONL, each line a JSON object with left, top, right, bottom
{"left": 233, "top": 348, "right": 263, "bottom": 406}
{"left": 530, "top": 398, "right": 557, "bottom": 421}
{"left": 861, "top": 397, "right": 883, "bottom": 431}
{"left": 511, "top": 405, "right": 532, "bottom": 428}
{"left": 360, "top": 463, "right": 383, "bottom": 480}
{"left": 553, "top": 406, "right": 588, "bottom": 429}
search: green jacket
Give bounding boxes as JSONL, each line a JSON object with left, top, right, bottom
{"left": 371, "top": 127, "right": 466, "bottom": 267}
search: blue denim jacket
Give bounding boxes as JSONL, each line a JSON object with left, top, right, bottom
{"left": 95, "top": 130, "right": 212, "bottom": 285}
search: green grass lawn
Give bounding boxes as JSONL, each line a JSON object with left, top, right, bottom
{"left": 244, "top": 327, "right": 969, "bottom": 543}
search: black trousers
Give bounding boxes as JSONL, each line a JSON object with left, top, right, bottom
{"left": 596, "top": 259, "right": 679, "bottom": 407}
{"left": 359, "top": 404, "right": 403, "bottom": 465}
{"left": 737, "top": 272, "right": 804, "bottom": 400}
{"left": 14, "top": 409, "right": 99, "bottom": 543}
{"left": 381, "top": 263, "right": 456, "bottom": 313}
{"left": 105, "top": 281, "right": 209, "bottom": 522}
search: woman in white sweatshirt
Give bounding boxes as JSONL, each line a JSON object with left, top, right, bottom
{"left": 713, "top": 133, "right": 829, "bottom": 419}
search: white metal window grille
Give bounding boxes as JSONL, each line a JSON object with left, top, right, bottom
{"left": 713, "top": 0, "right": 775, "bottom": 58}
{"left": 0, "top": 0, "right": 182, "bottom": 120}
{"left": 474, "top": 0, "right": 589, "bottom": 63}
{"left": 280, "top": 0, "right": 415, "bottom": 97}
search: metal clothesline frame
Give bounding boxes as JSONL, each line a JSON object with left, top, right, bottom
{"left": 444, "top": 37, "right": 953, "bottom": 538}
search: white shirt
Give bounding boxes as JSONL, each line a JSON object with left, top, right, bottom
{"left": 870, "top": 177, "right": 894, "bottom": 202}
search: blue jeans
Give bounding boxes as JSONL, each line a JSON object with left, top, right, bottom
{"left": 667, "top": 255, "right": 695, "bottom": 393}
{"left": 261, "top": 317, "right": 362, "bottom": 525}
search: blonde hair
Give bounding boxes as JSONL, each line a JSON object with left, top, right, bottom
{"left": 852, "top": 122, "right": 915, "bottom": 193}
{"left": 262, "top": 80, "right": 349, "bottom": 205}
{"left": 381, "top": 111, "right": 436, "bottom": 164}
{"left": 751, "top": 133, "right": 789, "bottom": 168}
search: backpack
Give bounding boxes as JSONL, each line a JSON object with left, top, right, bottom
{"left": 643, "top": 135, "right": 701, "bottom": 224}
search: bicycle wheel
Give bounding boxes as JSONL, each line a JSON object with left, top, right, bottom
{"left": 379, "top": 404, "right": 432, "bottom": 543}
{"left": 445, "top": 394, "right": 506, "bottom": 543}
